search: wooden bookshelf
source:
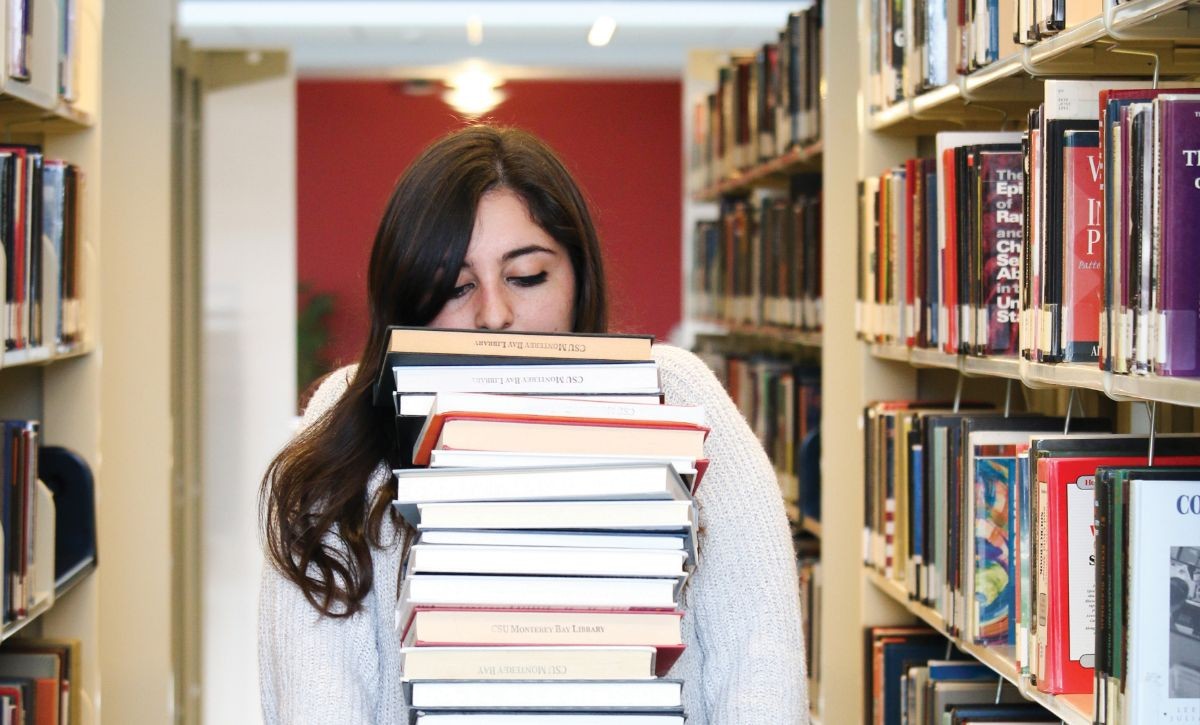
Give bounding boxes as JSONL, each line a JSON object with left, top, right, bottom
{"left": 864, "top": 568, "right": 1094, "bottom": 725}
{"left": 696, "top": 321, "right": 822, "bottom": 354}
{"left": 691, "top": 141, "right": 823, "bottom": 202}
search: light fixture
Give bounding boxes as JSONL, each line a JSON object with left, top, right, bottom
{"left": 587, "top": 16, "right": 616, "bottom": 47}
{"left": 466, "top": 14, "right": 483, "bottom": 46}
{"left": 443, "top": 64, "right": 506, "bottom": 117}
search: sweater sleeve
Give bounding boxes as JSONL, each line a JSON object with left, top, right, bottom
{"left": 654, "top": 345, "right": 809, "bottom": 723}
{"left": 258, "top": 365, "right": 386, "bottom": 724}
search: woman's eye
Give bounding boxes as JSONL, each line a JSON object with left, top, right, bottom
{"left": 450, "top": 282, "right": 474, "bottom": 299}
{"left": 509, "top": 271, "right": 548, "bottom": 288}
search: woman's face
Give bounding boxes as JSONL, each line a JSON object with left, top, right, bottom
{"left": 429, "top": 188, "right": 577, "bottom": 332}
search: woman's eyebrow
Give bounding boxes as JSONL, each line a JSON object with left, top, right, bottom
{"left": 460, "top": 244, "right": 556, "bottom": 270}
{"left": 501, "top": 244, "right": 556, "bottom": 263}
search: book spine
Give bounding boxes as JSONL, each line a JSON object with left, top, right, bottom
{"left": 1061, "top": 132, "right": 1103, "bottom": 362}
{"left": 1154, "top": 98, "right": 1200, "bottom": 376}
{"left": 980, "top": 150, "right": 1024, "bottom": 355}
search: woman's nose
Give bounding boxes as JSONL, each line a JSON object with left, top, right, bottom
{"left": 473, "top": 283, "right": 514, "bottom": 330}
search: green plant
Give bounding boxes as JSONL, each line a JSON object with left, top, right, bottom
{"left": 297, "top": 281, "right": 336, "bottom": 406}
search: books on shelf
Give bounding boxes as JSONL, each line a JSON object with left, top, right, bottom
{"left": 857, "top": 80, "right": 1200, "bottom": 385}
{"left": 688, "top": 2, "right": 822, "bottom": 190}
{"left": 863, "top": 402, "right": 1200, "bottom": 719}
{"left": 696, "top": 350, "right": 819, "bottom": 528}
{"left": 0, "top": 147, "right": 84, "bottom": 359}
{"left": 690, "top": 176, "right": 822, "bottom": 331}
{"left": 1093, "top": 466, "right": 1200, "bottom": 723}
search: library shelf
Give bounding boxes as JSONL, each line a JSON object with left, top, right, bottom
{"left": 868, "top": 344, "right": 1200, "bottom": 408}
{"left": 961, "top": 355, "right": 1024, "bottom": 381}
{"left": 697, "top": 322, "right": 822, "bottom": 353}
{"left": 691, "top": 141, "right": 823, "bottom": 202}
{"left": 867, "top": 0, "right": 1200, "bottom": 133}
{"left": 2, "top": 344, "right": 92, "bottom": 370}
{"left": 0, "top": 593, "right": 55, "bottom": 643}
{"left": 864, "top": 567, "right": 1093, "bottom": 725}
{"left": 909, "top": 347, "right": 959, "bottom": 371}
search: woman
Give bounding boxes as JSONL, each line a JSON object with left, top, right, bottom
{"left": 259, "top": 125, "right": 808, "bottom": 723}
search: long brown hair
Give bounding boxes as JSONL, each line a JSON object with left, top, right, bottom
{"left": 262, "top": 125, "right": 609, "bottom": 616}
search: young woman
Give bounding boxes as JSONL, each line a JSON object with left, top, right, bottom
{"left": 259, "top": 125, "right": 808, "bottom": 723}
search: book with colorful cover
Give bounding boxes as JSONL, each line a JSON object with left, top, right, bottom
{"left": 1153, "top": 95, "right": 1200, "bottom": 377}
{"left": 1061, "top": 129, "right": 1103, "bottom": 363}
{"left": 976, "top": 146, "right": 1024, "bottom": 356}
{"left": 1033, "top": 440, "right": 1200, "bottom": 695}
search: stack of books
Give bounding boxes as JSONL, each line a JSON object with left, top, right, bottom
{"left": 377, "top": 328, "right": 706, "bottom": 724}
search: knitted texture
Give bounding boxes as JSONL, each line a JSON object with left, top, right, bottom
{"left": 259, "top": 343, "right": 809, "bottom": 723}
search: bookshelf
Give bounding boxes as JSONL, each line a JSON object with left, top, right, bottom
{"left": 685, "top": 0, "right": 1200, "bottom": 723}
{"left": 0, "top": 0, "right": 179, "bottom": 723}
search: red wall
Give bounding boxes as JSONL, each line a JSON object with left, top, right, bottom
{"left": 297, "top": 78, "right": 682, "bottom": 370}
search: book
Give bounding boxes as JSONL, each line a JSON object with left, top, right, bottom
{"left": 386, "top": 328, "right": 653, "bottom": 361}
{"left": 374, "top": 327, "right": 654, "bottom": 405}
{"left": 400, "top": 646, "right": 659, "bottom": 682}
{"left": 1033, "top": 438, "right": 1200, "bottom": 695}
{"left": 423, "top": 450, "right": 705, "bottom": 492}
{"left": 403, "top": 678, "right": 684, "bottom": 711}
{"left": 1060, "top": 129, "right": 1103, "bottom": 362}
{"left": 393, "top": 463, "right": 692, "bottom": 524}
{"left": 415, "top": 392, "right": 705, "bottom": 429}
{"left": 392, "top": 363, "right": 662, "bottom": 397}
{"left": 414, "top": 500, "right": 696, "bottom": 533}
{"left": 395, "top": 392, "right": 664, "bottom": 418}
{"left": 1125, "top": 476, "right": 1200, "bottom": 722}
{"left": 0, "top": 653, "right": 59, "bottom": 725}
{"left": 1153, "top": 95, "right": 1200, "bottom": 376}
{"left": 413, "top": 416, "right": 707, "bottom": 467}
{"left": 414, "top": 714, "right": 685, "bottom": 724}
{"left": 405, "top": 544, "right": 689, "bottom": 580}
{"left": 397, "top": 575, "right": 683, "bottom": 625}
{"left": 414, "top": 530, "right": 687, "bottom": 552}
{"left": 399, "top": 607, "right": 683, "bottom": 657}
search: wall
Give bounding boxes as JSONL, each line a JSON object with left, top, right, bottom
{"left": 96, "top": 0, "right": 175, "bottom": 721}
{"left": 297, "top": 78, "right": 682, "bottom": 374}
{"left": 201, "top": 59, "right": 298, "bottom": 724}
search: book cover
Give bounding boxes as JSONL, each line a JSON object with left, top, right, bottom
{"left": 1035, "top": 449, "right": 1200, "bottom": 695}
{"left": 976, "top": 147, "right": 1024, "bottom": 355}
{"left": 1153, "top": 96, "right": 1200, "bottom": 376}
{"left": 1126, "top": 477, "right": 1200, "bottom": 722}
{"left": 1061, "top": 129, "right": 1103, "bottom": 362}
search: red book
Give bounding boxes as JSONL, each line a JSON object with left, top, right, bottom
{"left": 942, "top": 148, "right": 959, "bottom": 354}
{"left": 412, "top": 412, "right": 710, "bottom": 467}
{"left": 1061, "top": 130, "right": 1103, "bottom": 362}
{"left": 1035, "top": 451, "right": 1200, "bottom": 694}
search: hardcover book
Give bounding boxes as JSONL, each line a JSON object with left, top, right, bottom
{"left": 1153, "top": 96, "right": 1200, "bottom": 376}
{"left": 1061, "top": 129, "right": 1103, "bottom": 363}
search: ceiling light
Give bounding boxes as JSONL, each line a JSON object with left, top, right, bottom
{"left": 587, "top": 16, "right": 616, "bottom": 47}
{"left": 443, "top": 64, "right": 506, "bottom": 117}
{"left": 466, "top": 14, "right": 483, "bottom": 46}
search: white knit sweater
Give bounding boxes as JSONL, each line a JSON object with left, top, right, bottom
{"left": 259, "top": 344, "right": 809, "bottom": 723}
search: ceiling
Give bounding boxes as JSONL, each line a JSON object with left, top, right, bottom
{"left": 176, "top": 1, "right": 807, "bottom": 79}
